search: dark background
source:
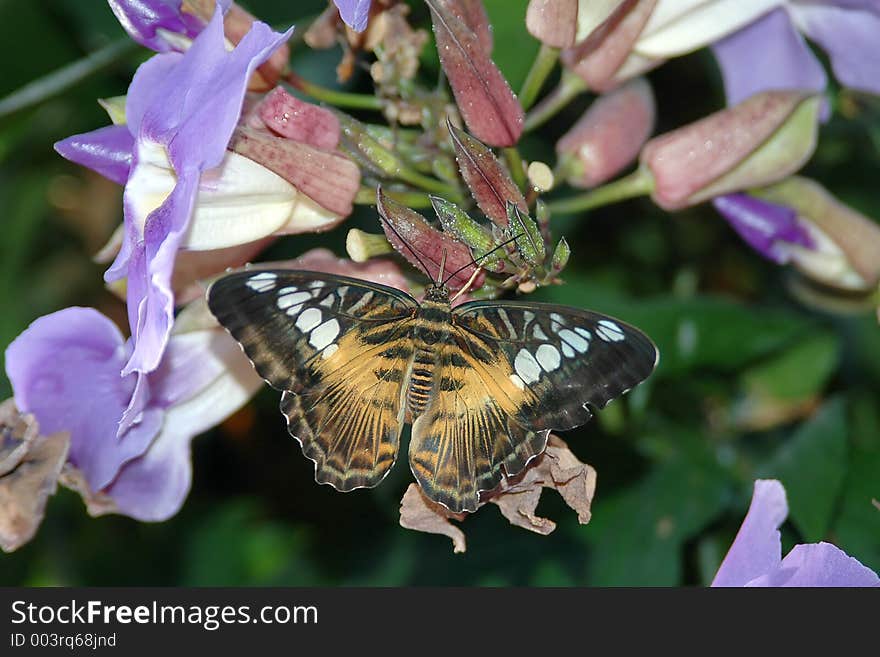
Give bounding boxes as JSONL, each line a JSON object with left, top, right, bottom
{"left": 0, "top": 0, "right": 877, "bottom": 586}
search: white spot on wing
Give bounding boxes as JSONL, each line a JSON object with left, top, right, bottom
{"left": 278, "top": 286, "right": 298, "bottom": 294}
{"left": 509, "top": 374, "right": 525, "bottom": 390}
{"left": 246, "top": 272, "right": 276, "bottom": 292}
{"left": 597, "top": 319, "right": 625, "bottom": 342}
{"left": 532, "top": 324, "right": 549, "bottom": 341}
{"left": 277, "top": 291, "right": 311, "bottom": 310}
{"left": 514, "top": 348, "right": 541, "bottom": 384}
{"left": 561, "top": 342, "right": 575, "bottom": 358}
{"left": 535, "top": 344, "right": 561, "bottom": 371}
{"left": 558, "top": 328, "right": 589, "bottom": 353}
{"left": 322, "top": 344, "right": 339, "bottom": 359}
{"left": 347, "top": 290, "right": 374, "bottom": 314}
{"left": 550, "top": 312, "right": 566, "bottom": 326}
{"left": 296, "top": 307, "right": 322, "bottom": 333}
{"left": 319, "top": 295, "right": 334, "bottom": 308}
{"left": 310, "top": 318, "right": 340, "bottom": 350}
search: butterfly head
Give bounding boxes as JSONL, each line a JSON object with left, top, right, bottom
{"left": 424, "top": 282, "right": 451, "bottom": 304}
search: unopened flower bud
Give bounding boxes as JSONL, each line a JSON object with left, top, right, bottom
{"left": 508, "top": 203, "right": 546, "bottom": 266}
{"left": 527, "top": 0, "right": 626, "bottom": 49}
{"left": 255, "top": 87, "right": 340, "bottom": 151}
{"left": 376, "top": 187, "right": 484, "bottom": 291}
{"left": 430, "top": 196, "right": 504, "bottom": 271}
{"left": 527, "top": 161, "right": 555, "bottom": 192}
{"left": 337, "top": 112, "right": 404, "bottom": 177}
{"left": 557, "top": 77, "right": 655, "bottom": 188}
{"left": 756, "top": 177, "right": 880, "bottom": 291}
{"left": 641, "top": 91, "right": 821, "bottom": 210}
{"left": 551, "top": 236, "right": 571, "bottom": 273}
{"left": 561, "top": 0, "right": 658, "bottom": 92}
{"left": 448, "top": 120, "right": 527, "bottom": 227}
{"left": 346, "top": 229, "right": 395, "bottom": 263}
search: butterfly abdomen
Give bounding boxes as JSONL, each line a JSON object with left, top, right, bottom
{"left": 407, "top": 298, "right": 451, "bottom": 417}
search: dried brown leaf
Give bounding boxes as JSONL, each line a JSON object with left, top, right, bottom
{"left": 59, "top": 464, "right": 119, "bottom": 518}
{"left": 0, "top": 404, "right": 69, "bottom": 553}
{"left": 398, "top": 435, "right": 597, "bottom": 552}
{"left": 427, "top": 0, "right": 523, "bottom": 147}
{"left": 400, "top": 483, "right": 467, "bottom": 553}
{"left": 448, "top": 121, "right": 527, "bottom": 227}
{"left": 0, "top": 399, "right": 37, "bottom": 477}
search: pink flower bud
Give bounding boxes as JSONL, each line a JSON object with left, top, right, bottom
{"left": 427, "top": 0, "right": 523, "bottom": 147}
{"left": 758, "top": 177, "right": 880, "bottom": 291}
{"left": 231, "top": 126, "right": 360, "bottom": 218}
{"left": 556, "top": 77, "right": 655, "bottom": 188}
{"left": 255, "top": 87, "right": 341, "bottom": 151}
{"left": 561, "top": 0, "right": 658, "bottom": 92}
{"left": 527, "top": 0, "right": 627, "bottom": 49}
{"left": 376, "top": 187, "right": 484, "bottom": 292}
{"left": 641, "top": 91, "right": 821, "bottom": 210}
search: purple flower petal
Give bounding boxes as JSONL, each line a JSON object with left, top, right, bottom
{"left": 53, "top": 125, "right": 134, "bottom": 186}
{"left": 712, "top": 479, "right": 788, "bottom": 587}
{"left": 747, "top": 542, "right": 880, "bottom": 587}
{"left": 107, "top": 330, "right": 261, "bottom": 521}
{"left": 712, "top": 8, "right": 826, "bottom": 106}
{"left": 4, "top": 308, "right": 162, "bottom": 492}
{"left": 108, "top": 0, "right": 231, "bottom": 52}
{"left": 334, "top": 0, "right": 371, "bottom": 33}
{"left": 110, "top": 10, "right": 292, "bottom": 378}
{"left": 712, "top": 193, "right": 813, "bottom": 264}
{"left": 794, "top": 3, "right": 880, "bottom": 97}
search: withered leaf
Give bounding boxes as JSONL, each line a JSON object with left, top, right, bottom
{"left": 427, "top": 0, "right": 523, "bottom": 147}
{"left": 400, "top": 483, "right": 467, "bottom": 553}
{"left": 376, "top": 187, "right": 483, "bottom": 291}
{"left": 59, "top": 464, "right": 119, "bottom": 518}
{"left": 0, "top": 399, "right": 37, "bottom": 477}
{"left": 448, "top": 121, "right": 527, "bottom": 227}
{"left": 0, "top": 415, "right": 69, "bottom": 553}
{"left": 398, "top": 435, "right": 597, "bottom": 551}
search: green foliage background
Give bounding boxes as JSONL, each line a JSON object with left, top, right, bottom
{"left": 0, "top": 0, "right": 878, "bottom": 586}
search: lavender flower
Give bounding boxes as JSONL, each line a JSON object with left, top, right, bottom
{"left": 55, "top": 11, "right": 291, "bottom": 392}
{"left": 712, "top": 480, "right": 879, "bottom": 587}
{"left": 5, "top": 307, "right": 261, "bottom": 521}
{"left": 333, "top": 0, "right": 371, "bottom": 33}
{"left": 713, "top": 3, "right": 880, "bottom": 106}
{"left": 107, "top": 0, "right": 231, "bottom": 52}
{"left": 712, "top": 193, "right": 813, "bottom": 264}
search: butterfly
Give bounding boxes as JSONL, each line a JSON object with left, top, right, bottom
{"left": 207, "top": 266, "right": 658, "bottom": 513}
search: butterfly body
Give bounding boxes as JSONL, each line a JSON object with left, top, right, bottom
{"left": 208, "top": 269, "right": 658, "bottom": 513}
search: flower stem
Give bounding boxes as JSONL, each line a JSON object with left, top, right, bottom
{"left": 0, "top": 38, "right": 138, "bottom": 120}
{"left": 523, "top": 71, "right": 588, "bottom": 133}
{"left": 503, "top": 147, "right": 527, "bottom": 192}
{"left": 546, "top": 168, "right": 654, "bottom": 215}
{"left": 355, "top": 187, "right": 433, "bottom": 208}
{"left": 396, "top": 166, "right": 461, "bottom": 199}
{"left": 285, "top": 72, "right": 383, "bottom": 111}
{"left": 518, "top": 44, "right": 560, "bottom": 112}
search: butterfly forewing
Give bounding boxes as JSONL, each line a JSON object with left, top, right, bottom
{"left": 207, "top": 269, "right": 418, "bottom": 491}
{"left": 452, "top": 300, "right": 659, "bottom": 431}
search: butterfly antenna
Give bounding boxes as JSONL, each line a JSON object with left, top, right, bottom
{"left": 438, "top": 249, "right": 448, "bottom": 285}
{"left": 441, "top": 232, "right": 524, "bottom": 287}
{"left": 375, "top": 186, "right": 435, "bottom": 280}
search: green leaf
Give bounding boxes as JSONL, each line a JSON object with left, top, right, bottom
{"left": 763, "top": 398, "right": 848, "bottom": 542}
{"left": 741, "top": 332, "right": 838, "bottom": 401}
{"left": 584, "top": 435, "right": 731, "bottom": 586}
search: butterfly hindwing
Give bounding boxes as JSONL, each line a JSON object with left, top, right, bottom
{"left": 207, "top": 269, "right": 418, "bottom": 491}
{"left": 409, "top": 332, "right": 548, "bottom": 513}
{"left": 452, "top": 300, "right": 659, "bottom": 431}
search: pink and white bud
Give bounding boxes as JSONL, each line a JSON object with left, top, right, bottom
{"left": 556, "top": 77, "right": 655, "bottom": 188}
{"left": 641, "top": 91, "right": 821, "bottom": 210}
{"left": 254, "top": 87, "right": 341, "bottom": 151}
{"left": 527, "top": 0, "right": 627, "bottom": 49}
{"left": 758, "top": 177, "right": 880, "bottom": 292}
{"left": 561, "top": 0, "right": 658, "bottom": 92}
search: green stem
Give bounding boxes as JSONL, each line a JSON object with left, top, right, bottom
{"left": 546, "top": 168, "right": 654, "bottom": 215}
{"left": 523, "top": 71, "right": 587, "bottom": 133}
{"left": 396, "top": 166, "right": 461, "bottom": 198}
{"left": 0, "top": 38, "right": 138, "bottom": 120}
{"left": 518, "top": 44, "right": 560, "bottom": 112}
{"left": 285, "top": 72, "right": 383, "bottom": 111}
{"left": 355, "top": 187, "right": 433, "bottom": 208}
{"left": 503, "top": 147, "right": 527, "bottom": 192}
